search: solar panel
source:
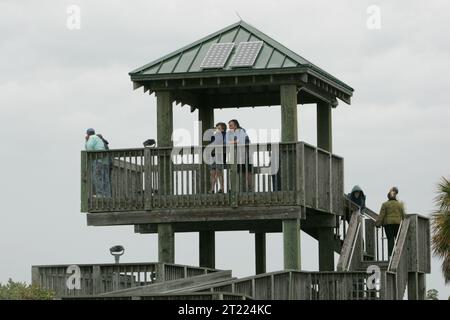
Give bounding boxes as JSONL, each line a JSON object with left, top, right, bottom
{"left": 230, "top": 41, "right": 263, "bottom": 68}
{"left": 200, "top": 43, "right": 235, "bottom": 69}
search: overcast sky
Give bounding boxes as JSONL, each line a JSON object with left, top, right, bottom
{"left": 0, "top": 0, "right": 449, "bottom": 299}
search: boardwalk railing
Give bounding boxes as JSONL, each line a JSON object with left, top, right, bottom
{"left": 81, "top": 142, "right": 344, "bottom": 213}
{"left": 31, "top": 262, "right": 219, "bottom": 297}
{"left": 59, "top": 292, "right": 251, "bottom": 300}
{"left": 193, "top": 270, "right": 381, "bottom": 300}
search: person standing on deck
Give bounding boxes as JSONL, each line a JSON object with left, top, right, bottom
{"left": 375, "top": 187, "right": 405, "bottom": 258}
{"left": 85, "top": 128, "right": 111, "bottom": 197}
{"left": 227, "top": 119, "right": 253, "bottom": 192}
{"left": 209, "top": 122, "right": 227, "bottom": 193}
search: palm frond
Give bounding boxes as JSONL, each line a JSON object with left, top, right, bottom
{"left": 431, "top": 176, "right": 450, "bottom": 283}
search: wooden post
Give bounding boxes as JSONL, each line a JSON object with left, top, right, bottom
{"left": 317, "top": 101, "right": 334, "bottom": 271}
{"left": 198, "top": 106, "right": 214, "bottom": 136}
{"left": 280, "top": 84, "right": 298, "bottom": 142}
{"left": 418, "top": 273, "right": 426, "bottom": 300}
{"left": 156, "top": 91, "right": 173, "bottom": 197}
{"left": 199, "top": 231, "right": 215, "bottom": 268}
{"left": 31, "top": 266, "right": 40, "bottom": 286}
{"left": 280, "top": 85, "right": 301, "bottom": 271}
{"left": 365, "top": 219, "right": 376, "bottom": 260}
{"left": 283, "top": 219, "right": 301, "bottom": 270}
{"left": 156, "top": 91, "right": 173, "bottom": 147}
{"left": 158, "top": 223, "right": 175, "bottom": 263}
{"left": 255, "top": 232, "right": 266, "bottom": 274}
{"left": 318, "top": 228, "right": 335, "bottom": 271}
{"left": 317, "top": 101, "right": 332, "bottom": 152}
{"left": 80, "top": 151, "right": 88, "bottom": 212}
{"left": 92, "top": 265, "right": 102, "bottom": 295}
{"left": 198, "top": 106, "right": 214, "bottom": 194}
{"left": 408, "top": 272, "right": 426, "bottom": 300}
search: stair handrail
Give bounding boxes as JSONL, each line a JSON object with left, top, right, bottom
{"left": 337, "top": 209, "right": 362, "bottom": 271}
{"left": 361, "top": 207, "right": 379, "bottom": 221}
{"left": 385, "top": 217, "right": 410, "bottom": 299}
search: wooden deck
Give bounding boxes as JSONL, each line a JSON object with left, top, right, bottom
{"left": 82, "top": 142, "right": 344, "bottom": 227}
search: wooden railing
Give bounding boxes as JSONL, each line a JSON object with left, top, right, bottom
{"left": 31, "top": 262, "right": 219, "bottom": 297}
{"left": 385, "top": 219, "right": 409, "bottom": 299}
{"left": 81, "top": 142, "right": 344, "bottom": 213}
{"left": 338, "top": 210, "right": 430, "bottom": 300}
{"left": 193, "top": 270, "right": 381, "bottom": 300}
{"left": 59, "top": 292, "right": 251, "bottom": 300}
{"left": 337, "top": 205, "right": 390, "bottom": 272}
{"left": 336, "top": 210, "right": 363, "bottom": 271}
{"left": 385, "top": 214, "right": 430, "bottom": 299}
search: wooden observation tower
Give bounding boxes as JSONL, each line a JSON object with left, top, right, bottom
{"left": 72, "top": 21, "right": 430, "bottom": 299}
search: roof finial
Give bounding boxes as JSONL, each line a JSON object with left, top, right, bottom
{"left": 235, "top": 11, "right": 243, "bottom": 21}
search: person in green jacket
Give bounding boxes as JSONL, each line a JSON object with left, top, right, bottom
{"left": 85, "top": 128, "right": 111, "bottom": 197}
{"left": 376, "top": 187, "right": 405, "bottom": 258}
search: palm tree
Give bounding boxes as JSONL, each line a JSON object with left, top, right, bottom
{"left": 431, "top": 177, "right": 450, "bottom": 284}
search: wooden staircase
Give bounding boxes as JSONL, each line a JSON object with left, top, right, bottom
{"left": 336, "top": 206, "right": 430, "bottom": 300}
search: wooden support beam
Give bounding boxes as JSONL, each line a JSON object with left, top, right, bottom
{"left": 199, "top": 231, "right": 215, "bottom": 268}
{"left": 283, "top": 219, "right": 301, "bottom": 270}
{"left": 203, "top": 91, "right": 281, "bottom": 108}
{"left": 158, "top": 223, "right": 174, "bottom": 264}
{"left": 88, "top": 206, "right": 303, "bottom": 226}
{"left": 198, "top": 106, "right": 214, "bottom": 139}
{"left": 80, "top": 151, "right": 88, "bottom": 213}
{"left": 280, "top": 84, "right": 298, "bottom": 142}
{"left": 133, "top": 81, "right": 143, "bottom": 90}
{"left": 408, "top": 272, "right": 426, "bottom": 300}
{"left": 255, "top": 232, "right": 266, "bottom": 274}
{"left": 317, "top": 101, "right": 332, "bottom": 152}
{"left": 156, "top": 91, "right": 173, "bottom": 147}
{"left": 318, "top": 227, "right": 335, "bottom": 271}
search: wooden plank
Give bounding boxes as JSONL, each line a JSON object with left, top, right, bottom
{"left": 88, "top": 205, "right": 303, "bottom": 226}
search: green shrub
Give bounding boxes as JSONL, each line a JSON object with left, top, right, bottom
{"left": 0, "top": 279, "right": 54, "bottom": 300}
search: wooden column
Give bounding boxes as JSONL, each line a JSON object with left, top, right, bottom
{"left": 199, "top": 231, "right": 215, "bottom": 268}
{"left": 317, "top": 101, "right": 334, "bottom": 271}
{"left": 156, "top": 91, "right": 173, "bottom": 147}
{"left": 280, "top": 84, "right": 298, "bottom": 142}
{"left": 158, "top": 223, "right": 174, "bottom": 263}
{"left": 408, "top": 272, "right": 426, "bottom": 300}
{"left": 198, "top": 106, "right": 214, "bottom": 136}
{"left": 317, "top": 101, "right": 332, "bottom": 151}
{"left": 283, "top": 219, "right": 301, "bottom": 270}
{"left": 198, "top": 106, "right": 214, "bottom": 194}
{"left": 318, "top": 228, "right": 335, "bottom": 271}
{"left": 255, "top": 232, "right": 266, "bottom": 274}
{"left": 280, "top": 85, "right": 301, "bottom": 270}
{"left": 418, "top": 273, "right": 426, "bottom": 300}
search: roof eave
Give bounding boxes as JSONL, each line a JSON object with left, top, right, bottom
{"left": 130, "top": 66, "right": 353, "bottom": 97}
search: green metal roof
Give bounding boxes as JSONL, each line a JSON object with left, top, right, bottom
{"left": 129, "top": 21, "right": 353, "bottom": 93}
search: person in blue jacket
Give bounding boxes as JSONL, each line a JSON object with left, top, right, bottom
{"left": 85, "top": 128, "right": 111, "bottom": 197}
{"left": 346, "top": 185, "right": 366, "bottom": 221}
